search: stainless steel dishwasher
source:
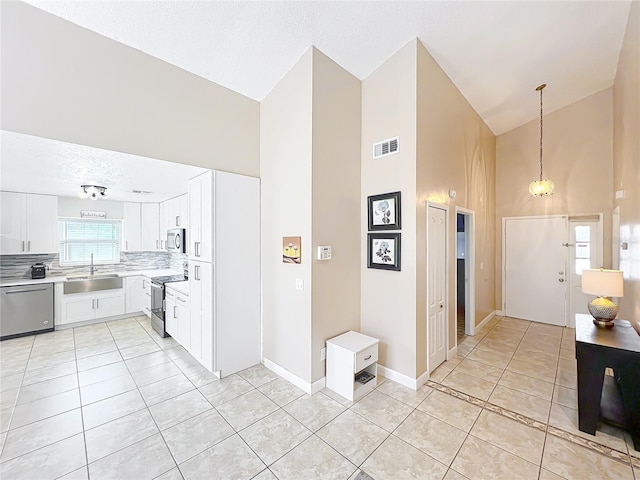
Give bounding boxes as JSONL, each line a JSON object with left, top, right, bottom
{"left": 1, "top": 283, "right": 54, "bottom": 340}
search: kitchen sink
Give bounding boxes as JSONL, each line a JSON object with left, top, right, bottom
{"left": 66, "top": 273, "right": 119, "bottom": 280}
{"left": 64, "top": 274, "right": 123, "bottom": 294}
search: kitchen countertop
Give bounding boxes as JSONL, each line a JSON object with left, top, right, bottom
{"left": 0, "top": 269, "right": 182, "bottom": 288}
{"left": 166, "top": 281, "right": 189, "bottom": 296}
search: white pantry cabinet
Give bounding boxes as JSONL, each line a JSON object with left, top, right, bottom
{"left": 0, "top": 192, "right": 58, "bottom": 254}
{"left": 122, "top": 202, "right": 141, "bottom": 251}
{"left": 188, "top": 172, "right": 213, "bottom": 262}
{"left": 185, "top": 171, "right": 260, "bottom": 377}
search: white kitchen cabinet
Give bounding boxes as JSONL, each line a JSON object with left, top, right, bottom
{"left": 141, "top": 203, "right": 160, "bottom": 251}
{"left": 165, "top": 286, "right": 189, "bottom": 347}
{"left": 125, "top": 276, "right": 146, "bottom": 314}
{"left": 60, "top": 290, "right": 125, "bottom": 325}
{"left": 188, "top": 171, "right": 213, "bottom": 262}
{"left": 176, "top": 194, "right": 188, "bottom": 229}
{"left": 165, "top": 289, "right": 177, "bottom": 339}
{"left": 143, "top": 278, "right": 152, "bottom": 318}
{"left": 122, "top": 202, "right": 141, "bottom": 251}
{"left": 158, "top": 202, "right": 167, "bottom": 251}
{"left": 186, "top": 171, "right": 260, "bottom": 377}
{"left": 326, "top": 331, "right": 379, "bottom": 402}
{"left": 0, "top": 192, "right": 58, "bottom": 254}
{"left": 163, "top": 194, "right": 189, "bottom": 231}
{"left": 189, "top": 260, "right": 211, "bottom": 365}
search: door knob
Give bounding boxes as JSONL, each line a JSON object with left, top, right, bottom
{"left": 558, "top": 278, "right": 565, "bottom": 282}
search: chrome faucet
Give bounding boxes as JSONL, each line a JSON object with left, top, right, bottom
{"left": 89, "top": 253, "right": 98, "bottom": 275}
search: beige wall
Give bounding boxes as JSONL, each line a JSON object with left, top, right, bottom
{"left": 261, "top": 48, "right": 361, "bottom": 385}
{"left": 260, "top": 50, "right": 314, "bottom": 382}
{"left": 1, "top": 2, "right": 260, "bottom": 176}
{"left": 360, "top": 39, "right": 497, "bottom": 380}
{"left": 613, "top": 1, "right": 640, "bottom": 321}
{"left": 361, "top": 40, "right": 418, "bottom": 378}
{"left": 311, "top": 50, "right": 362, "bottom": 382}
{"left": 496, "top": 89, "right": 614, "bottom": 310}
{"left": 416, "top": 43, "right": 496, "bottom": 365}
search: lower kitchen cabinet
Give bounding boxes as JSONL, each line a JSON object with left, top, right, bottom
{"left": 60, "top": 290, "right": 125, "bottom": 325}
{"left": 124, "top": 276, "right": 146, "bottom": 314}
{"left": 165, "top": 286, "right": 189, "bottom": 348}
{"left": 189, "top": 260, "right": 211, "bottom": 368}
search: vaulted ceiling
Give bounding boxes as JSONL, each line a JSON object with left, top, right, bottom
{"left": 25, "top": 0, "right": 632, "bottom": 135}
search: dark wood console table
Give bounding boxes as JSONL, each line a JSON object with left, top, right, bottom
{"left": 575, "top": 314, "right": 640, "bottom": 451}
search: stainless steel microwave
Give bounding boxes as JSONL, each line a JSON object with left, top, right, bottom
{"left": 167, "top": 228, "right": 186, "bottom": 253}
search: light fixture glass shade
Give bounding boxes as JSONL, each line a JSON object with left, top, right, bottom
{"left": 582, "top": 269, "right": 624, "bottom": 297}
{"left": 528, "top": 179, "right": 555, "bottom": 196}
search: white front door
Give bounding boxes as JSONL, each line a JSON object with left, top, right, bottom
{"left": 504, "top": 216, "right": 568, "bottom": 326}
{"left": 428, "top": 205, "right": 447, "bottom": 373}
{"left": 568, "top": 219, "right": 601, "bottom": 326}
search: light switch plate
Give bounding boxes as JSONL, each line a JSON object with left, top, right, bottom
{"left": 295, "top": 278, "right": 304, "bottom": 290}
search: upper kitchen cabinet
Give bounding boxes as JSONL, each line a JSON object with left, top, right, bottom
{"left": 141, "top": 203, "right": 160, "bottom": 251}
{"left": 0, "top": 192, "right": 58, "bottom": 254}
{"left": 188, "top": 171, "right": 213, "bottom": 262}
{"left": 122, "top": 202, "right": 141, "bottom": 251}
{"left": 163, "top": 194, "right": 188, "bottom": 230}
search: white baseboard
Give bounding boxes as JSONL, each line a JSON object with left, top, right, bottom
{"left": 475, "top": 310, "right": 496, "bottom": 332}
{"left": 262, "top": 358, "right": 325, "bottom": 395}
{"left": 495, "top": 310, "right": 505, "bottom": 316}
{"left": 448, "top": 345, "right": 457, "bottom": 358}
{"left": 55, "top": 312, "right": 142, "bottom": 330}
{"left": 378, "top": 365, "right": 429, "bottom": 391}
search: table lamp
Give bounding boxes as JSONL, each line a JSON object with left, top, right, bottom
{"left": 582, "top": 268, "right": 624, "bottom": 328}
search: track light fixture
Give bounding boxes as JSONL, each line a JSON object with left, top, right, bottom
{"left": 80, "top": 185, "right": 107, "bottom": 200}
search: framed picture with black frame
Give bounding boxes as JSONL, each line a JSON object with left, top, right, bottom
{"left": 367, "top": 191, "right": 401, "bottom": 230}
{"left": 367, "top": 232, "right": 401, "bottom": 271}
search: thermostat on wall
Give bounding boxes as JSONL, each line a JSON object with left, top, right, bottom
{"left": 317, "top": 246, "right": 332, "bottom": 260}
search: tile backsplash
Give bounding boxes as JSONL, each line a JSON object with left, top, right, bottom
{"left": 0, "top": 251, "right": 186, "bottom": 280}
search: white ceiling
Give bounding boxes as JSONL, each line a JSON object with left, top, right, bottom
{"left": 25, "top": 0, "right": 632, "bottom": 135}
{"left": 0, "top": 131, "right": 207, "bottom": 203}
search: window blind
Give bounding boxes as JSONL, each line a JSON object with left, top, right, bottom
{"left": 58, "top": 218, "right": 122, "bottom": 265}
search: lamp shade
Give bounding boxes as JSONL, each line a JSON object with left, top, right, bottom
{"left": 582, "top": 269, "right": 624, "bottom": 297}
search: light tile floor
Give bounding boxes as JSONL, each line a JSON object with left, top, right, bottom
{"left": 0, "top": 315, "right": 638, "bottom": 480}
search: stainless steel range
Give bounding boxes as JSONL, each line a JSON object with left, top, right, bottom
{"left": 150, "top": 270, "right": 188, "bottom": 338}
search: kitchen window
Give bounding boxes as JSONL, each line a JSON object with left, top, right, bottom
{"left": 58, "top": 218, "right": 122, "bottom": 265}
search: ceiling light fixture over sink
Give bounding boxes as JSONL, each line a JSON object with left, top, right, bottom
{"left": 80, "top": 185, "right": 107, "bottom": 200}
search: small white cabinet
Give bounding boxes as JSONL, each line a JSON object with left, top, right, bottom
{"left": 0, "top": 192, "right": 58, "bottom": 254}
{"left": 326, "top": 331, "right": 379, "bottom": 402}
{"left": 125, "top": 276, "right": 146, "bottom": 314}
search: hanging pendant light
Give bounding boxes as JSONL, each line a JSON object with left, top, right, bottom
{"left": 528, "top": 84, "right": 554, "bottom": 196}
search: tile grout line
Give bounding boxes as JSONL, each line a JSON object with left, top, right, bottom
{"left": 437, "top": 319, "right": 635, "bottom": 470}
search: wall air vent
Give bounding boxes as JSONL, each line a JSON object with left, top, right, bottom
{"left": 373, "top": 136, "right": 399, "bottom": 159}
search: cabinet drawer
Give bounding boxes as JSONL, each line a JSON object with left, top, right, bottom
{"left": 355, "top": 344, "right": 378, "bottom": 373}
